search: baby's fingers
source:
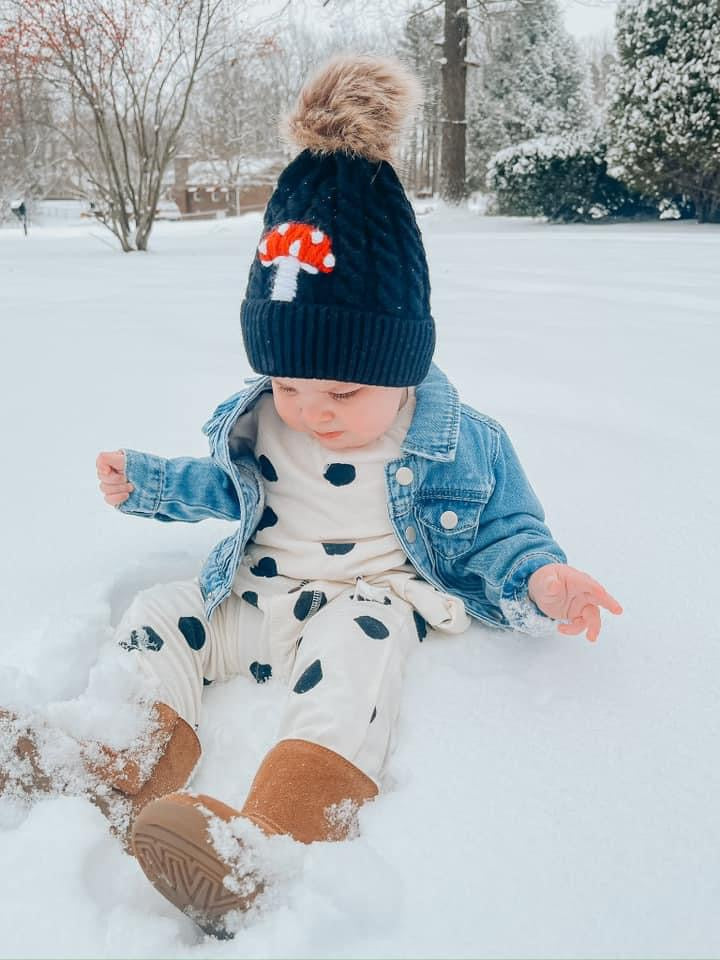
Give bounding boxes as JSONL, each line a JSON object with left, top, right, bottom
{"left": 104, "top": 490, "right": 130, "bottom": 506}
{"left": 557, "top": 604, "right": 601, "bottom": 642}
{"left": 582, "top": 575, "right": 623, "bottom": 616}
{"left": 557, "top": 617, "right": 585, "bottom": 636}
{"left": 99, "top": 479, "right": 133, "bottom": 496}
{"left": 96, "top": 450, "right": 126, "bottom": 478}
{"left": 601, "top": 590, "right": 623, "bottom": 616}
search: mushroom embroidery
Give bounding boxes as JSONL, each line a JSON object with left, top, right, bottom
{"left": 258, "top": 222, "right": 335, "bottom": 302}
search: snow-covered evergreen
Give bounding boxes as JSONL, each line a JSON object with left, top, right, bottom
{"left": 487, "top": 130, "right": 656, "bottom": 222}
{"left": 466, "top": 0, "right": 593, "bottom": 189}
{"left": 607, "top": 0, "right": 720, "bottom": 222}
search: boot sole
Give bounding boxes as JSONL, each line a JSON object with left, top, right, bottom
{"left": 132, "top": 798, "right": 251, "bottom": 938}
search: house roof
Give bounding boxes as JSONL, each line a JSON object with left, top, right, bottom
{"left": 165, "top": 155, "right": 285, "bottom": 189}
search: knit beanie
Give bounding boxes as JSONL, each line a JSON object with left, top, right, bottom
{"left": 240, "top": 55, "right": 436, "bottom": 387}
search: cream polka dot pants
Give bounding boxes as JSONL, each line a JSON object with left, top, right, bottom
{"left": 114, "top": 577, "right": 423, "bottom": 784}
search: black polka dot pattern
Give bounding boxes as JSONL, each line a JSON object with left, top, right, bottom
{"left": 370, "top": 706, "right": 377, "bottom": 723}
{"left": 413, "top": 610, "right": 428, "bottom": 641}
{"left": 354, "top": 616, "right": 389, "bottom": 639}
{"left": 121, "top": 625, "right": 164, "bottom": 652}
{"left": 250, "top": 556, "right": 278, "bottom": 578}
{"left": 296, "top": 635, "right": 303, "bottom": 649}
{"left": 257, "top": 505, "right": 278, "bottom": 531}
{"left": 250, "top": 661, "right": 272, "bottom": 683}
{"left": 323, "top": 463, "right": 356, "bottom": 487}
{"left": 293, "top": 590, "right": 328, "bottom": 621}
{"left": 293, "top": 659, "right": 323, "bottom": 693}
{"left": 178, "top": 616, "right": 206, "bottom": 651}
{"left": 241, "top": 590, "right": 259, "bottom": 607}
{"left": 322, "top": 542, "right": 356, "bottom": 556}
{"left": 258, "top": 455, "right": 278, "bottom": 481}
{"left": 203, "top": 677, "right": 213, "bottom": 686}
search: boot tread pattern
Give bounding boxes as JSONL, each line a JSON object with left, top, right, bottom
{"left": 133, "top": 823, "right": 239, "bottom": 932}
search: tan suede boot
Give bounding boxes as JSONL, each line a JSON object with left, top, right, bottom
{"left": 131, "top": 738, "right": 378, "bottom": 938}
{"left": 0, "top": 703, "right": 201, "bottom": 849}
{"left": 0, "top": 709, "right": 53, "bottom": 796}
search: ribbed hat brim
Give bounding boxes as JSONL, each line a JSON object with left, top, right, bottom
{"left": 241, "top": 299, "right": 435, "bottom": 387}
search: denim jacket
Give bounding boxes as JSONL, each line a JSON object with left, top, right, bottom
{"left": 119, "top": 364, "right": 566, "bottom": 631}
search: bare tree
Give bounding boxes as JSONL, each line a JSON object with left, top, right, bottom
{"left": 182, "top": 36, "right": 282, "bottom": 185}
{"left": 8, "top": 0, "right": 231, "bottom": 250}
{"left": 0, "top": 9, "right": 54, "bottom": 219}
{"left": 182, "top": 13, "right": 330, "bottom": 179}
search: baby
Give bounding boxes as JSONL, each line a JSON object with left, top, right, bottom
{"left": 8, "top": 55, "right": 623, "bottom": 939}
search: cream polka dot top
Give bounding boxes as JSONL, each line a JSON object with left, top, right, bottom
{"left": 230, "top": 389, "right": 469, "bottom": 634}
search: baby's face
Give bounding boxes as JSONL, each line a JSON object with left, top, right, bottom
{"left": 271, "top": 377, "right": 407, "bottom": 450}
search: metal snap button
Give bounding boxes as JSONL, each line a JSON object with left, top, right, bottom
{"left": 405, "top": 526, "right": 416, "bottom": 543}
{"left": 440, "top": 510, "right": 459, "bottom": 530}
{"left": 395, "top": 466, "right": 414, "bottom": 486}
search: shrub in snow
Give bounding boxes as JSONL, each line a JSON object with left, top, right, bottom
{"left": 466, "top": 0, "right": 593, "bottom": 190}
{"left": 487, "top": 132, "right": 657, "bottom": 222}
{"left": 607, "top": 0, "right": 720, "bottom": 223}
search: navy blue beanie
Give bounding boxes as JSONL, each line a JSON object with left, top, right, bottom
{"left": 240, "top": 56, "right": 435, "bottom": 388}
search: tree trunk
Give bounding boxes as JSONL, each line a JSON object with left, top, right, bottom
{"left": 439, "top": 0, "right": 468, "bottom": 204}
{"left": 695, "top": 175, "right": 720, "bottom": 223}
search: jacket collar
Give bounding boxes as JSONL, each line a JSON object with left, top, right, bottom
{"left": 403, "top": 363, "right": 460, "bottom": 461}
{"left": 239, "top": 362, "right": 460, "bottom": 462}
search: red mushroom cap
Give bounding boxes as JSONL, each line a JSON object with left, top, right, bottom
{"left": 258, "top": 222, "right": 335, "bottom": 274}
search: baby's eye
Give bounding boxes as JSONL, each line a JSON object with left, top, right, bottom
{"left": 330, "top": 390, "right": 360, "bottom": 401}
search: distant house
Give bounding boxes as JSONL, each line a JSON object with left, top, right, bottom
{"left": 167, "top": 155, "right": 284, "bottom": 219}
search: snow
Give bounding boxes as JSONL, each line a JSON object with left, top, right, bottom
{"left": 1, "top": 208, "right": 719, "bottom": 958}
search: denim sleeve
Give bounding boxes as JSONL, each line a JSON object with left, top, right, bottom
{"left": 468, "top": 427, "right": 566, "bottom": 619}
{"left": 118, "top": 449, "right": 242, "bottom": 523}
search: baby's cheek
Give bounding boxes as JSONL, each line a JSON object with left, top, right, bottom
{"left": 351, "top": 412, "right": 388, "bottom": 443}
{"left": 273, "top": 396, "right": 300, "bottom": 432}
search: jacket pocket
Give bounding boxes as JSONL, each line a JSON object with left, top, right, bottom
{"left": 416, "top": 494, "right": 489, "bottom": 560}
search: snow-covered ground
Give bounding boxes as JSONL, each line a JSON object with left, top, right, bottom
{"left": 0, "top": 209, "right": 718, "bottom": 959}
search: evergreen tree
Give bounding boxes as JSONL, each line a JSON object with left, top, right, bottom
{"left": 467, "top": 0, "right": 591, "bottom": 190}
{"left": 607, "top": 0, "right": 720, "bottom": 223}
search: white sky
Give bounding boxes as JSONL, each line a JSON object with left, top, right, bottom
{"left": 256, "top": 0, "right": 619, "bottom": 42}
{"left": 560, "top": 0, "right": 618, "bottom": 38}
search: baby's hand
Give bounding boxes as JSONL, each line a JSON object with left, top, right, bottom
{"left": 96, "top": 450, "right": 133, "bottom": 507}
{"left": 528, "top": 563, "right": 622, "bottom": 643}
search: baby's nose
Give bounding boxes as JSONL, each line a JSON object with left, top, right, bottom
{"left": 306, "top": 412, "right": 334, "bottom": 429}
{"left": 302, "top": 399, "right": 333, "bottom": 422}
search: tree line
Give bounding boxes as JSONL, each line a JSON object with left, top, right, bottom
{"left": 1, "top": 0, "right": 717, "bottom": 251}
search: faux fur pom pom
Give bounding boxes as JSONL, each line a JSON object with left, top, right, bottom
{"left": 281, "top": 55, "right": 423, "bottom": 164}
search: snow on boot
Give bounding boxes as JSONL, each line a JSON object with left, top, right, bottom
{"left": 88, "top": 702, "right": 202, "bottom": 849}
{"left": 0, "top": 702, "right": 201, "bottom": 849}
{"left": 0, "top": 708, "right": 85, "bottom": 799}
{"left": 131, "top": 738, "right": 378, "bottom": 938}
